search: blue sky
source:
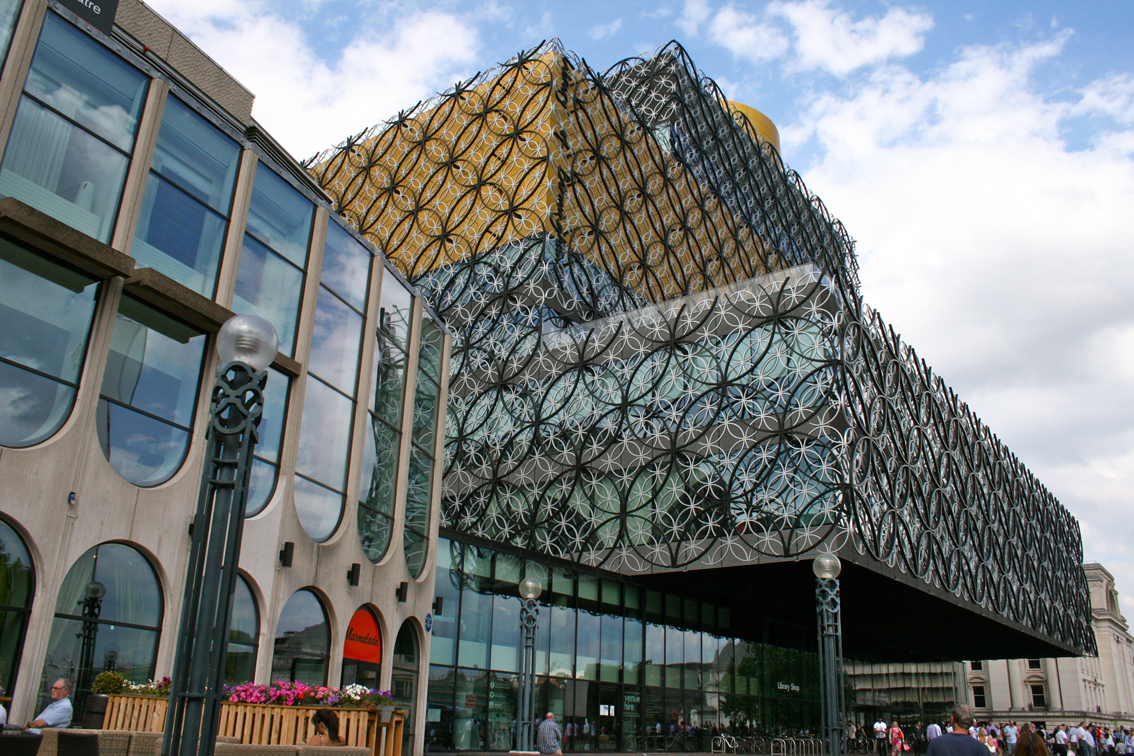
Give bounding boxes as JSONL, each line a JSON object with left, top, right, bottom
{"left": 148, "top": 0, "right": 1134, "bottom": 617}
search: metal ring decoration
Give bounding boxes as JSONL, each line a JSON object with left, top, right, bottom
{"left": 306, "top": 40, "right": 1093, "bottom": 654}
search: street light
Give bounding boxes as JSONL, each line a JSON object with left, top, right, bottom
{"left": 813, "top": 553, "right": 844, "bottom": 756}
{"left": 516, "top": 577, "right": 543, "bottom": 752}
{"left": 75, "top": 580, "right": 106, "bottom": 716}
{"left": 163, "top": 314, "right": 277, "bottom": 756}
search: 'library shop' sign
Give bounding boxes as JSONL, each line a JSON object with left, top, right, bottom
{"left": 59, "top": 0, "right": 119, "bottom": 36}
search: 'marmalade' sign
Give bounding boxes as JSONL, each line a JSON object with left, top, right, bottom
{"left": 343, "top": 608, "right": 382, "bottom": 664}
{"left": 58, "top": 0, "right": 119, "bottom": 36}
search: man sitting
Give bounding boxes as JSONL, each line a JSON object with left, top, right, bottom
{"left": 26, "top": 678, "right": 73, "bottom": 733}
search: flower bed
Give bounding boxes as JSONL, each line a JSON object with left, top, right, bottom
{"left": 224, "top": 681, "right": 394, "bottom": 709}
{"left": 103, "top": 694, "right": 406, "bottom": 756}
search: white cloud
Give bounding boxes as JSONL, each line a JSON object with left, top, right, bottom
{"left": 589, "top": 18, "right": 623, "bottom": 41}
{"left": 1075, "top": 73, "right": 1134, "bottom": 125}
{"left": 707, "top": 4, "right": 790, "bottom": 63}
{"left": 146, "top": 0, "right": 479, "bottom": 158}
{"left": 770, "top": 0, "right": 934, "bottom": 76}
{"left": 790, "top": 33, "right": 1134, "bottom": 607}
{"left": 677, "top": 0, "right": 711, "bottom": 37}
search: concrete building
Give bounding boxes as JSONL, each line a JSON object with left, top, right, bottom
{"left": 0, "top": 2, "right": 450, "bottom": 753}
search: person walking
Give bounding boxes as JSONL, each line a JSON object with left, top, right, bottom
{"left": 877, "top": 719, "right": 891, "bottom": 756}
{"left": 891, "top": 722, "right": 907, "bottom": 756}
{"left": 538, "top": 712, "right": 563, "bottom": 755}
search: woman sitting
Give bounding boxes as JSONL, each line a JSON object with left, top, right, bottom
{"left": 307, "top": 708, "right": 346, "bottom": 747}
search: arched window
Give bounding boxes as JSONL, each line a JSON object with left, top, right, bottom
{"left": 226, "top": 574, "right": 259, "bottom": 684}
{"left": 0, "top": 238, "right": 99, "bottom": 447}
{"left": 341, "top": 606, "right": 382, "bottom": 688}
{"left": 271, "top": 589, "right": 329, "bottom": 685}
{"left": 392, "top": 622, "right": 419, "bottom": 752}
{"left": 97, "top": 297, "right": 206, "bottom": 486}
{"left": 41, "top": 543, "right": 162, "bottom": 713}
{"left": 0, "top": 517, "right": 34, "bottom": 700}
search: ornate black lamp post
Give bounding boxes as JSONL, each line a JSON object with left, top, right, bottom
{"left": 814, "top": 553, "right": 845, "bottom": 756}
{"left": 516, "top": 577, "right": 543, "bottom": 752}
{"left": 162, "top": 314, "right": 277, "bottom": 756}
{"left": 75, "top": 580, "right": 106, "bottom": 715}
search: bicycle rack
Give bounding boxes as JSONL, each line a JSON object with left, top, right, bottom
{"left": 773, "top": 738, "right": 788, "bottom": 756}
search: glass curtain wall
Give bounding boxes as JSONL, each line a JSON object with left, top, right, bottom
{"left": 0, "top": 12, "right": 148, "bottom": 242}
{"left": 294, "top": 222, "right": 371, "bottom": 541}
{"left": 357, "top": 268, "right": 413, "bottom": 562}
{"left": 0, "top": 517, "right": 33, "bottom": 703}
{"left": 0, "top": 237, "right": 98, "bottom": 447}
{"left": 426, "top": 537, "right": 824, "bottom": 752}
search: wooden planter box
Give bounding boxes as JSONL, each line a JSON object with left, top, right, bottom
{"left": 104, "top": 695, "right": 405, "bottom": 756}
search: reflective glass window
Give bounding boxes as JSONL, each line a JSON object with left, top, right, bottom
{"left": 358, "top": 267, "right": 411, "bottom": 562}
{"left": 0, "top": 238, "right": 97, "bottom": 447}
{"left": 226, "top": 574, "right": 258, "bottom": 684}
{"left": 404, "top": 317, "right": 443, "bottom": 577}
{"left": 0, "top": 0, "right": 21, "bottom": 68}
{"left": 321, "top": 222, "right": 370, "bottom": 311}
{"left": 41, "top": 543, "right": 162, "bottom": 708}
{"left": 0, "top": 517, "right": 33, "bottom": 701}
{"left": 133, "top": 94, "right": 240, "bottom": 296}
{"left": 232, "top": 165, "right": 313, "bottom": 356}
{"left": 97, "top": 297, "right": 206, "bottom": 487}
{"left": 308, "top": 287, "right": 363, "bottom": 395}
{"left": 246, "top": 367, "right": 289, "bottom": 516}
{"left": 271, "top": 588, "right": 328, "bottom": 685}
{"left": 0, "top": 13, "right": 147, "bottom": 241}
{"left": 292, "top": 222, "right": 370, "bottom": 542}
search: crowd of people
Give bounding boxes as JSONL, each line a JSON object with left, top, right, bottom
{"left": 857, "top": 707, "right": 1134, "bottom": 756}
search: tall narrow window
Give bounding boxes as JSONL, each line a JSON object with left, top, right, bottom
{"left": 0, "top": 12, "right": 148, "bottom": 241}
{"left": 0, "top": 238, "right": 98, "bottom": 447}
{"left": 132, "top": 94, "right": 241, "bottom": 296}
{"left": 97, "top": 297, "right": 206, "bottom": 487}
{"left": 41, "top": 543, "right": 162, "bottom": 711}
{"left": 271, "top": 589, "right": 329, "bottom": 685}
{"left": 358, "top": 267, "right": 412, "bottom": 562}
{"left": 294, "top": 221, "right": 370, "bottom": 542}
{"left": 232, "top": 166, "right": 313, "bottom": 356}
{"left": 0, "top": 517, "right": 34, "bottom": 702}
{"left": 971, "top": 685, "right": 985, "bottom": 709}
{"left": 246, "top": 366, "right": 289, "bottom": 516}
{"left": 403, "top": 316, "right": 443, "bottom": 578}
{"left": 225, "top": 574, "right": 258, "bottom": 684}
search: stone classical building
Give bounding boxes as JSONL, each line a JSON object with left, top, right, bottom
{"left": 967, "top": 564, "right": 1134, "bottom": 728}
